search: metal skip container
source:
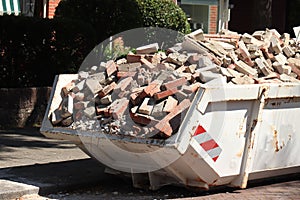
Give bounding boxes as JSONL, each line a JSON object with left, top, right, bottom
{"left": 40, "top": 73, "right": 300, "bottom": 190}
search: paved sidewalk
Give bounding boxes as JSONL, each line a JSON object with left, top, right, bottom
{"left": 0, "top": 128, "right": 299, "bottom": 200}
{"left": 0, "top": 128, "right": 108, "bottom": 199}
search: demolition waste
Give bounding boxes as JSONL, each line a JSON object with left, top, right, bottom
{"left": 50, "top": 28, "right": 300, "bottom": 139}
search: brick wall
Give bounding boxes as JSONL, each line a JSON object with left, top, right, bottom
{"left": 209, "top": 5, "right": 218, "bottom": 34}
{"left": 0, "top": 87, "right": 52, "bottom": 128}
{"left": 48, "top": 0, "right": 61, "bottom": 18}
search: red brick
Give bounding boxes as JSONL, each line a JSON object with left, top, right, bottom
{"left": 238, "top": 41, "right": 255, "bottom": 67}
{"left": 183, "top": 82, "right": 201, "bottom": 93}
{"left": 291, "top": 66, "right": 300, "bottom": 79}
{"left": 117, "top": 71, "right": 136, "bottom": 78}
{"left": 154, "top": 88, "right": 179, "bottom": 100}
{"left": 140, "top": 58, "right": 155, "bottom": 70}
{"left": 106, "top": 60, "right": 117, "bottom": 77}
{"left": 130, "top": 112, "right": 153, "bottom": 125}
{"left": 190, "top": 82, "right": 201, "bottom": 92}
{"left": 126, "top": 54, "right": 144, "bottom": 63}
{"left": 96, "top": 106, "right": 109, "bottom": 115}
{"left": 130, "top": 92, "right": 142, "bottom": 105}
{"left": 157, "top": 63, "right": 168, "bottom": 70}
{"left": 114, "top": 77, "right": 133, "bottom": 93}
{"left": 176, "top": 65, "right": 186, "bottom": 73}
{"left": 261, "top": 47, "right": 275, "bottom": 60}
{"left": 98, "top": 82, "right": 117, "bottom": 97}
{"left": 162, "top": 77, "right": 187, "bottom": 90}
{"left": 155, "top": 99, "right": 191, "bottom": 137}
{"left": 110, "top": 98, "right": 129, "bottom": 119}
{"left": 143, "top": 80, "right": 162, "bottom": 97}
{"left": 191, "top": 72, "right": 200, "bottom": 82}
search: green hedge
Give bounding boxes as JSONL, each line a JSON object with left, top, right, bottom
{"left": 136, "top": 0, "right": 190, "bottom": 34}
{"left": 55, "top": 0, "right": 190, "bottom": 43}
{"left": 55, "top": 0, "right": 144, "bottom": 44}
{"left": 0, "top": 16, "right": 96, "bottom": 87}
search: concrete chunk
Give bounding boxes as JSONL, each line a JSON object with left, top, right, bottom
{"left": 85, "top": 78, "right": 103, "bottom": 94}
{"left": 136, "top": 43, "right": 159, "bottom": 54}
{"left": 100, "top": 95, "right": 112, "bottom": 105}
{"left": 84, "top": 106, "right": 96, "bottom": 119}
{"left": 199, "top": 71, "right": 224, "bottom": 83}
{"left": 118, "top": 62, "right": 142, "bottom": 72}
{"left": 151, "top": 100, "right": 166, "bottom": 118}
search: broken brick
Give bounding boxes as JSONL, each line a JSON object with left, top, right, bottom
{"left": 155, "top": 99, "right": 191, "bottom": 137}
{"left": 162, "top": 77, "right": 187, "bottom": 90}
{"left": 114, "top": 77, "right": 133, "bottom": 93}
{"left": 143, "top": 80, "right": 162, "bottom": 97}
{"left": 110, "top": 98, "right": 129, "bottom": 120}
{"left": 140, "top": 58, "right": 156, "bottom": 70}
{"left": 163, "top": 96, "right": 178, "bottom": 113}
{"left": 117, "top": 71, "right": 136, "bottom": 79}
{"left": 126, "top": 53, "right": 144, "bottom": 63}
{"left": 138, "top": 97, "right": 154, "bottom": 115}
{"left": 154, "top": 88, "right": 179, "bottom": 100}
{"left": 98, "top": 82, "right": 117, "bottom": 97}
{"left": 106, "top": 60, "right": 117, "bottom": 77}
{"left": 136, "top": 43, "right": 159, "bottom": 54}
{"left": 234, "top": 60, "right": 258, "bottom": 76}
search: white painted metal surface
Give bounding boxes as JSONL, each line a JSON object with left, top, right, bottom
{"left": 41, "top": 74, "right": 300, "bottom": 190}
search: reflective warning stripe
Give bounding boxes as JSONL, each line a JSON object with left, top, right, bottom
{"left": 0, "top": 0, "right": 20, "bottom": 16}
{"left": 193, "top": 125, "right": 222, "bottom": 162}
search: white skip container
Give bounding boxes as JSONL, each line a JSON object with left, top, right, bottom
{"left": 41, "top": 74, "right": 300, "bottom": 190}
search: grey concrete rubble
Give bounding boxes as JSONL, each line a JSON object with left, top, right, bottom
{"left": 49, "top": 28, "right": 300, "bottom": 139}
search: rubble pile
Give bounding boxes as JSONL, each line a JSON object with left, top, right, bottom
{"left": 49, "top": 28, "right": 300, "bottom": 138}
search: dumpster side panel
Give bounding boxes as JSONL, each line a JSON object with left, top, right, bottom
{"left": 79, "top": 135, "right": 181, "bottom": 173}
{"left": 251, "top": 98, "right": 300, "bottom": 173}
{"left": 185, "top": 100, "right": 256, "bottom": 177}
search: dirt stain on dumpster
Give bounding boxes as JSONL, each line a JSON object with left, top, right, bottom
{"left": 273, "top": 129, "right": 280, "bottom": 152}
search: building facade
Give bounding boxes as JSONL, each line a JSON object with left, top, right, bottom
{"left": 0, "top": 0, "right": 59, "bottom": 18}
{"left": 179, "top": 0, "right": 230, "bottom": 33}
{"left": 1, "top": 0, "right": 230, "bottom": 34}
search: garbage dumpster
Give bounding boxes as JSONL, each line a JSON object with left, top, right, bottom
{"left": 41, "top": 74, "right": 300, "bottom": 190}
{"left": 40, "top": 28, "right": 300, "bottom": 190}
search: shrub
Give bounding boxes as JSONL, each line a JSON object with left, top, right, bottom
{"left": 136, "top": 0, "right": 191, "bottom": 34}
{"left": 55, "top": 0, "right": 143, "bottom": 43}
{"left": 55, "top": 0, "right": 190, "bottom": 43}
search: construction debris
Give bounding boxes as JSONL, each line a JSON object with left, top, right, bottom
{"left": 49, "top": 28, "right": 300, "bottom": 139}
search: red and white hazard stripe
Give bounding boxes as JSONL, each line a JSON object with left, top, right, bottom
{"left": 193, "top": 125, "right": 222, "bottom": 162}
